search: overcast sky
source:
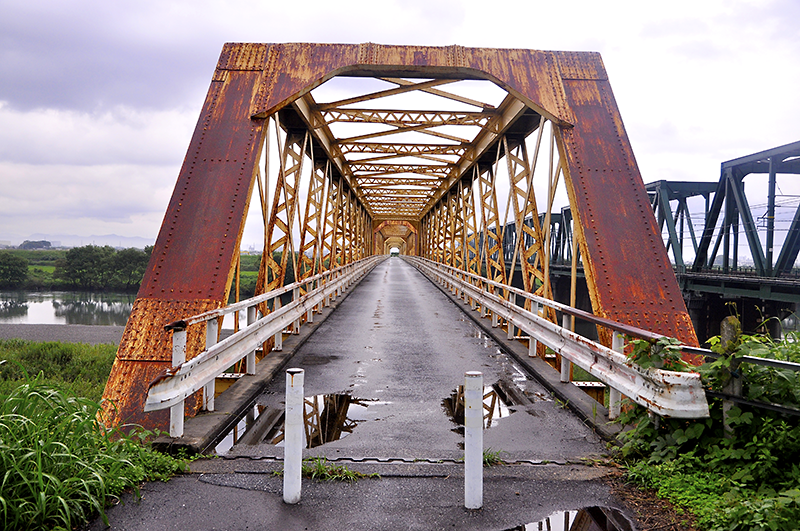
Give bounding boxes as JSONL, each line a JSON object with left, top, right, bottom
{"left": 1, "top": 0, "right": 798, "bottom": 249}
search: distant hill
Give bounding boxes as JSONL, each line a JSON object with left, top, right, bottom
{"left": 16, "top": 233, "right": 154, "bottom": 250}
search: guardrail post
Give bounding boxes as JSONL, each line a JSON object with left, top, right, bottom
{"left": 246, "top": 306, "right": 257, "bottom": 375}
{"left": 720, "top": 316, "right": 743, "bottom": 438}
{"left": 203, "top": 319, "right": 218, "bottom": 411}
{"left": 292, "top": 287, "right": 301, "bottom": 334}
{"left": 170, "top": 327, "right": 187, "bottom": 437}
{"left": 306, "top": 280, "right": 315, "bottom": 323}
{"left": 507, "top": 293, "right": 516, "bottom": 339}
{"left": 560, "top": 314, "right": 572, "bottom": 383}
{"left": 284, "top": 368, "right": 304, "bottom": 504}
{"left": 609, "top": 332, "right": 624, "bottom": 419}
{"left": 528, "top": 301, "right": 539, "bottom": 357}
{"left": 464, "top": 371, "right": 483, "bottom": 510}
{"left": 273, "top": 297, "right": 283, "bottom": 351}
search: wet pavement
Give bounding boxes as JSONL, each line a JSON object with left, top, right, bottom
{"left": 85, "top": 257, "right": 637, "bottom": 530}
{"left": 232, "top": 257, "right": 604, "bottom": 463}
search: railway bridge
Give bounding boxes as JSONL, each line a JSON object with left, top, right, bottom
{"left": 102, "top": 42, "right": 708, "bottom": 438}
{"left": 500, "top": 140, "right": 800, "bottom": 342}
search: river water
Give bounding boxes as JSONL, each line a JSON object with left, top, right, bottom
{"left": 0, "top": 291, "right": 250, "bottom": 329}
{"left": 0, "top": 291, "right": 135, "bottom": 326}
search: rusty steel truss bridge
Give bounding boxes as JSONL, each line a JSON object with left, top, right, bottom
{"left": 103, "top": 42, "right": 707, "bottom": 432}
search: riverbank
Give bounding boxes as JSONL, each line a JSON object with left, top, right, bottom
{"left": 0, "top": 323, "right": 124, "bottom": 345}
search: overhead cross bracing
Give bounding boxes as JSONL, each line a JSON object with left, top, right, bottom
{"left": 285, "top": 76, "right": 537, "bottom": 223}
{"left": 101, "top": 43, "right": 699, "bottom": 433}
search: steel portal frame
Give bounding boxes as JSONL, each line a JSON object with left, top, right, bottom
{"left": 102, "top": 43, "right": 696, "bottom": 430}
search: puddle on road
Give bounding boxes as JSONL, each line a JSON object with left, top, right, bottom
{"left": 214, "top": 403, "right": 262, "bottom": 455}
{"left": 442, "top": 382, "right": 514, "bottom": 433}
{"left": 215, "top": 393, "right": 380, "bottom": 454}
{"left": 504, "top": 507, "right": 634, "bottom": 531}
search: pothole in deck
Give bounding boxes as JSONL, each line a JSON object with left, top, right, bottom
{"left": 218, "top": 393, "right": 378, "bottom": 453}
{"left": 503, "top": 506, "right": 634, "bottom": 531}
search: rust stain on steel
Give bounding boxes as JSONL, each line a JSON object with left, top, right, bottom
{"left": 102, "top": 66, "right": 265, "bottom": 430}
{"left": 239, "top": 43, "right": 576, "bottom": 126}
{"left": 105, "top": 42, "right": 699, "bottom": 431}
{"left": 140, "top": 69, "right": 263, "bottom": 301}
{"left": 552, "top": 52, "right": 698, "bottom": 348}
{"left": 101, "top": 298, "right": 214, "bottom": 428}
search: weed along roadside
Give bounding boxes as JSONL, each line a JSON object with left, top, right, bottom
{"left": 0, "top": 364, "right": 192, "bottom": 531}
{"left": 617, "top": 322, "right": 800, "bottom": 531}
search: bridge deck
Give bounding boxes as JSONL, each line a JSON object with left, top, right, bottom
{"left": 227, "top": 257, "right": 604, "bottom": 462}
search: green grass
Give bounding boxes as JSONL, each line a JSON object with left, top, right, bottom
{"left": 482, "top": 448, "right": 506, "bottom": 466}
{"left": 0, "top": 339, "right": 116, "bottom": 402}
{"left": 616, "top": 329, "right": 800, "bottom": 530}
{"left": 6, "top": 249, "right": 66, "bottom": 267}
{"left": 273, "top": 456, "right": 380, "bottom": 482}
{"left": 0, "top": 370, "right": 190, "bottom": 531}
{"left": 28, "top": 265, "right": 55, "bottom": 274}
{"left": 0, "top": 340, "right": 192, "bottom": 530}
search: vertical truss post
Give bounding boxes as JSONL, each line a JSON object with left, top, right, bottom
{"left": 462, "top": 174, "right": 481, "bottom": 276}
{"left": 297, "top": 159, "right": 328, "bottom": 285}
{"left": 766, "top": 157, "right": 778, "bottom": 276}
{"left": 257, "top": 129, "right": 308, "bottom": 298}
{"left": 503, "top": 131, "right": 549, "bottom": 298}
{"left": 477, "top": 164, "right": 507, "bottom": 286}
{"left": 333, "top": 178, "right": 347, "bottom": 268}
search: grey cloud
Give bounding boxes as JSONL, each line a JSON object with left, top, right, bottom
{"left": 0, "top": 3, "right": 219, "bottom": 112}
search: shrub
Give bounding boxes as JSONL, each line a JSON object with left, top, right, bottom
{"left": 617, "top": 330, "right": 800, "bottom": 530}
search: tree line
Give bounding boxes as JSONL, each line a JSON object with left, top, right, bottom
{"left": 0, "top": 246, "right": 303, "bottom": 295}
{"left": 0, "top": 245, "right": 152, "bottom": 291}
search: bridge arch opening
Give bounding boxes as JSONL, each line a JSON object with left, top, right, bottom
{"left": 103, "top": 43, "right": 696, "bottom": 432}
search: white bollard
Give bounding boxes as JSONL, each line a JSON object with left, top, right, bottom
{"left": 464, "top": 371, "right": 483, "bottom": 509}
{"left": 283, "top": 368, "right": 304, "bottom": 504}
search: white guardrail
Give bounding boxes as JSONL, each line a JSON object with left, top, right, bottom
{"left": 405, "top": 256, "right": 710, "bottom": 420}
{"left": 146, "top": 256, "right": 386, "bottom": 437}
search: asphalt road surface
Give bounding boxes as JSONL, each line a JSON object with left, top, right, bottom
{"left": 76, "top": 258, "right": 635, "bottom": 530}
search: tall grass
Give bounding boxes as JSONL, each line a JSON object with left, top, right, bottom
{"left": 0, "top": 339, "right": 116, "bottom": 401}
{"left": 0, "top": 345, "right": 190, "bottom": 530}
